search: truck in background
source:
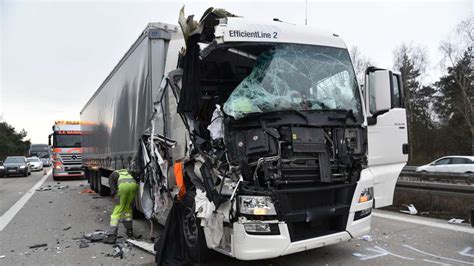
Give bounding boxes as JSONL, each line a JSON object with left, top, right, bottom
{"left": 29, "top": 143, "right": 52, "bottom": 166}
{"left": 81, "top": 9, "right": 408, "bottom": 262}
{"left": 48, "top": 121, "right": 84, "bottom": 181}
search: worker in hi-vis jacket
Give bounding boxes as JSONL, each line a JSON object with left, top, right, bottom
{"left": 103, "top": 169, "right": 138, "bottom": 244}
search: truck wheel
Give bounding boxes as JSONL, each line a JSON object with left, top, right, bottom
{"left": 99, "top": 174, "right": 110, "bottom": 196}
{"left": 181, "top": 191, "right": 212, "bottom": 263}
{"left": 132, "top": 201, "right": 144, "bottom": 219}
{"left": 90, "top": 171, "right": 97, "bottom": 191}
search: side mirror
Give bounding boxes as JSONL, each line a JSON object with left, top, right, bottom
{"left": 368, "top": 70, "right": 391, "bottom": 113}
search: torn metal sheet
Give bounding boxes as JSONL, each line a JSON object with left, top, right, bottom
{"left": 400, "top": 204, "right": 418, "bottom": 215}
{"left": 126, "top": 239, "right": 156, "bottom": 255}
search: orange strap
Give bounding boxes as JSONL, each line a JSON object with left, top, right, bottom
{"left": 174, "top": 162, "right": 186, "bottom": 200}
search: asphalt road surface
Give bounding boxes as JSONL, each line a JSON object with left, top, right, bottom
{"left": 0, "top": 170, "right": 473, "bottom": 265}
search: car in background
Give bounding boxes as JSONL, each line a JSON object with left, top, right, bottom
{"left": 0, "top": 156, "right": 31, "bottom": 177}
{"left": 40, "top": 155, "right": 52, "bottom": 167}
{"left": 27, "top": 157, "right": 43, "bottom": 171}
{"left": 416, "top": 156, "right": 474, "bottom": 174}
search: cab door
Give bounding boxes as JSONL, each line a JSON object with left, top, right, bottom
{"left": 365, "top": 68, "right": 408, "bottom": 208}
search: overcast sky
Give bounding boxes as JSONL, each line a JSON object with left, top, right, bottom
{"left": 0, "top": 0, "right": 472, "bottom": 143}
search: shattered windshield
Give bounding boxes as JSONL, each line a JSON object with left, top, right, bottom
{"left": 223, "top": 44, "right": 361, "bottom": 119}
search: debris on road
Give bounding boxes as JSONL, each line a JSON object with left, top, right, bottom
{"left": 79, "top": 240, "right": 89, "bottom": 249}
{"left": 358, "top": 235, "right": 373, "bottom": 242}
{"left": 29, "top": 243, "right": 48, "bottom": 249}
{"left": 400, "top": 204, "right": 418, "bottom": 215}
{"left": 63, "top": 226, "right": 72, "bottom": 231}
{"left": 36, "top": 187, "right": 52, "bottom": 191}
{"left": 80, "top": 188, "right": 96, "bottom": 194}
{"left": 352, "top": 252, "right": 365, "bottom": 258}
{"left": 83, "top": 230, "right": 107, "bottom": 242}
{"left": 448, "top": 218, "right": 465, "bottom": 224}
{"left": 111, "top": 244, "right": 124, "bottom": 259}
{"left": 126, "top": 239, "right": 156, "bottom": 255}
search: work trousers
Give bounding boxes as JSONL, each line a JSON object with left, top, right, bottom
{"left": 110, "top": 181, "right": 138, "bottom": 227}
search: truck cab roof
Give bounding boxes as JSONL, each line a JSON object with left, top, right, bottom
{"left": 214, "top": 17, "right": 347, "bottom": 49}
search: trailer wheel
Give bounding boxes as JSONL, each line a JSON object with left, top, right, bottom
{"left": 99, "top": 173, "right": 110, "bottom": 196}
{"left": 90, "top": 170, "right": 97, "bottom": 192}
{"left": 181, "top": 190, "right": 212, "bottom": 263}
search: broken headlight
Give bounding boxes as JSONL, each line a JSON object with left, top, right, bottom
{"left": 238, "top": 196, "right": 277, "bottom": 215}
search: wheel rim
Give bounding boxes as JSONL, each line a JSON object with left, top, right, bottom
{"left": 182, "top": 206, "right": 198, "bottom": 248}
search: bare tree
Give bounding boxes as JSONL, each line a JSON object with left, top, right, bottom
{"left": 349, "top": 45, "right": 373, "bottom": 85}
{"left": 439, "top": 18, "right": 474, "bottom": 154}
{"left": 392, "top": 43, "right": 429, "bottom": 162}
{"left": 393, "top": 43, "right": 429, "bottom": 81}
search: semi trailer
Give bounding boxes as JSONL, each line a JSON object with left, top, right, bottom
{"left": 81, "top": 8, "right": 408, "bottom": 261}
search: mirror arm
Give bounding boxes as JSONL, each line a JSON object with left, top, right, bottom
{"left": 367, "top": 109, "right": 389, "bottom": 126}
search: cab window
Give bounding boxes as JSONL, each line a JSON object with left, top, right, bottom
{"left": 391, "top": 74, "right": 402, "bottom": 108}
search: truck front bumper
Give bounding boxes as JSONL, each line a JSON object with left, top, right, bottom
{"left": 231, "top": 213, "right": 370, "bottom": 260}
{"left": 53, "top": 165, "right": 84, "bottom": 177}
{"left": 228, "top": 169, "right": 375, "bottom": 260}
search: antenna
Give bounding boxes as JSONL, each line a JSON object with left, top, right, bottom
{"left": 305, "top": 0, "right": 308, "bottom": 26}
{"left": 273, "top": 18, "right": 296, "bottom": 26}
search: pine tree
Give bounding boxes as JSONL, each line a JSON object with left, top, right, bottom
{"left": 434, "top": 49, "right": 473, "bottom": 155}
{"left": 0, "top": 122, "right": 31, "bottom": 161}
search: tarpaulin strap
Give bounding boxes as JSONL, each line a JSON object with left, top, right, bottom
{"left": 174, "top": 162, "right": 186, "bottom": 200}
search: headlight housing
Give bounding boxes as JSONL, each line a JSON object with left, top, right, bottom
{"left": 238, "top": 196, "right": 277, "bottom": 215}
{"left": 358, "top": 187, "right": 373, "bottom": 203}
{"left": 20, "top": 165, "right": 26, "bottom": 169}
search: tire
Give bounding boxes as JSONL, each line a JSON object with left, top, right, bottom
{"left": 132, "top": 201, "right": 144, "bottom": 219}
{"left": 53, "top": 175, "right": 60, "bottom": 181}
{"left": 91, "top": 171, "right": 98, "bottom": 192}
{"left": 181, "top": 191, "right": 212, "bottom": 263}
{"left": 23, "top": 171, "right": 28, "bottom": 177}
{"left": 465, "top": 171, "right": 472, "bottom": 174}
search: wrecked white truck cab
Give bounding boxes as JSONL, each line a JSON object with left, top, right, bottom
{"left": 82, "top": 8, "right": 407, "bottom": 262}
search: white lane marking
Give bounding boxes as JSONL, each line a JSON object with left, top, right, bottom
{"left": 0, "top": 170, "right": 51, "bottom": 231}
{"left": 423, "top": 259, "right": 452, "bottom": 266}
{"left": 403, "top": 245, "right": 474, "bottom": 265}
{"left": 355, "top": 246, "right": 414, "bottom": 261}
{"left": 460, "top": 247, "right": 474, "bottom": 258}
{"left": 369, "top": 246, "right": 414, "bottom": 260}
{"left": 373, "top": 210, "right": 474, "bottom": 234}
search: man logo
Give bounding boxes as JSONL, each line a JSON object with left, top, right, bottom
{"left": 71, "top": 155, "right": 77, "bottom": 160}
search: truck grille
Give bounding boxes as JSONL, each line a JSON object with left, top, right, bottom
{"left": 60, "top": 153, "right": 82, "bottom": 165}
{"left": 275, "top": 183, "right": 356, "bottom": 242}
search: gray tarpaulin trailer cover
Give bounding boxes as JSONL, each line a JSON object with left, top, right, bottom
{"left": 80, "top": 23, "right": 179, "bottom": 172}
{"left": 80, "top": 22, "right": 185, "bottom": 224}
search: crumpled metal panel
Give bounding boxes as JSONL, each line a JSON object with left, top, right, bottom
{"left": 223, "top": 44, "right": 360, "bottom": 119}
